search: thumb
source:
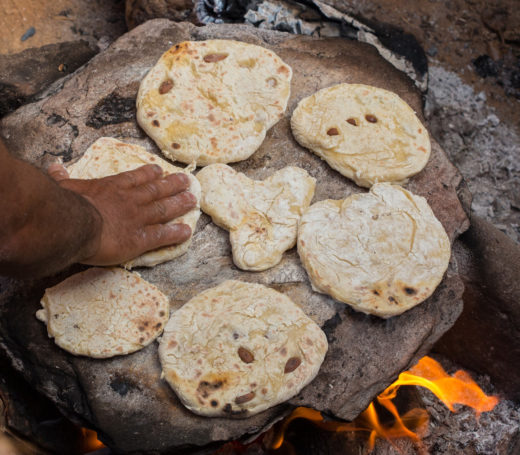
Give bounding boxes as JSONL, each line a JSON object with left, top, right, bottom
{"left": 48, "top": 163, "right": 70, "bottom": 182}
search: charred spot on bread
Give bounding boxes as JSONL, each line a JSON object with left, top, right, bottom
{"left": 404, "top": 287, "right": 417, "bottom": 295}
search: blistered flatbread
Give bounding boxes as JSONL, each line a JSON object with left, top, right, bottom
{"left": 298, "top": 183, "right": 451, "bottom": 318}
{"left": 291, "top": 84, "right": 430, "bottom": 188}
{"left": 158, "top": 280, "right": 328, "bottom": 417}
{"left": 36, "top": 267, "right": 169, "bottom": 358}
{"left": 137, "top": 39, "right": 292, "bottom": 166}
{"left": 67, "top": 137, "right": 201, "bottom": 268}
{"left": 197, "top": 164, "right": 315, "bottom": 271}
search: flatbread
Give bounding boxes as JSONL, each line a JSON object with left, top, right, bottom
{"left": 36, "top": 267, "right": 169, "bottom": 358}
{"left": 137, "top": 39, "right": 292, "bottom": 166}
{"left": 291, "top": 83, "right": 431, "bottom": 188}
{"left": 158, "top": 280, "right": 328, "bottom": 417}
{"left": 297, "top": 183, "right": 451, "bottom": 318}
{"left": 196, "top": 164, "right": 315, "bottom": 271}
{"left": 67, "top": 137, "right": 201, "bottom": 268}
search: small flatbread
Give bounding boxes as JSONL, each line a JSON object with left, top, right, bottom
{"left": 196, "top": 164, "right": 315, "bottom": 271}
{"left": 158, "top": 280, "right": 328, "bottom": 417}
{"left": 137, "top": 39, "right": 292, "bottom": 166}
{"left": 291, "top": 84, "right": 431, "bottom": 188}
{"left": 36, "top": 267, "right": 169, "bottom": 358}
{"left": 67, "top": 137, "right": 201, "bottom": 268}
{"left": 297, "top": 183, "right": 451, "bottom": 318}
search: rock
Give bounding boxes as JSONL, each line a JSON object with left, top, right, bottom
{"left": 0, "top": 41, "right": 97, "bottom": 117}
{"left": 0, "top": 20, "right": 468, "bottom": 453}
{"left": 434, "top": 216, "right": 520, "bottom": 401}
{"left": 125, "top": 0, "right": 198, "bottom": 29}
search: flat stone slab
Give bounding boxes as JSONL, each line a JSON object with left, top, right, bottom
{"left": 0, "top": 20, "right": 468, "bottom": 453}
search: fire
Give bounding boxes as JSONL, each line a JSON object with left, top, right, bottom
{"left": 269, "top": 356, "right": 499, "bottom": 452}
{"left": 80, "top": 428, "right": 105, "bottom": 454}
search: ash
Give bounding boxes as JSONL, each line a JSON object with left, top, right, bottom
{"left": 425, "top": 66, "right": 520, "bottom": 243}
{"left": 418, "top": 381, "right": 520, "bottom": 454}
{"left": 369, "top": 355, "right": 520, "bottom": 455}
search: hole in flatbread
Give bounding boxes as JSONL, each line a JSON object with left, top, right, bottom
{"left": 159, "top": 79, "right": 174, "bottom": 94}
{"left": 203, "top": 53, "right": 228, "bottom": 63}
{"left": 365, "top": 114, "right": 378, "bottom": 123}
{"left": 372, "top": 290, "right": 380, "bottom": 296}
{"left": 284, "top": 357, "right": 301, "bottom": 373}
{"left": 266, "top": 77, "right": 277, "bottom": 87}
{"left": 388, "top": 296, "right": 398, "bottom": 304}
{"left": 235, "top": 392, "right": 255, "bottom": 404}
{"left": 346, "top": 118, "right": 358, "bottom": 126}
{"left": 238, "top": 347, "right": 254, "bottom": 363}
{"left": 210, "top": 400, "right": 219, "bottom": 407}
{"left": 327, "top": 127, "right": 339, "bottom": 136}
{"left": 404, "top": 287, "right": 417, "bottom": 295}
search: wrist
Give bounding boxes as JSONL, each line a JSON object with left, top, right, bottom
{"left": 72, "top": 192, "right": 103, "bottom": 264}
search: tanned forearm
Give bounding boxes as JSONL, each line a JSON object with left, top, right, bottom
{"left": 0, "top": 140, "right": 101, "bottom": 277}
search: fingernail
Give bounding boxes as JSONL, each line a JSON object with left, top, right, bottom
{"left": 175, "top": 173, "right": 189, "bottom": 185}
{"left": 152, "top": 164, "right": 163, "bottom": 174}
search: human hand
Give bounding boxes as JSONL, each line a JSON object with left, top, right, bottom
{"left": 47, "top": 163, "right": 197, "bottom": 266}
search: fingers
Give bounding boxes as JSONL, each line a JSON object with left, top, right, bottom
{"left": 48, "top": 163, "right": 70, "bottom": 182}
{"left": 142, "top": 191, "right": 197, "bottom": 225}
{"left": 116, "top": 164, "right": 163, "bottom": 188}
{"left": 141, "top": 223, "right": 192, "bottom": 251}
{"left": 135, "top": 172, "right": 191, "bottom": 204}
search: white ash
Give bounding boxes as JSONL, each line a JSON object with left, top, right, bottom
{"left": 425, "top": 66, "right": 520, "bottom": 243}
{"left": 416, "top": 358, "right": 520, "bottom": 455}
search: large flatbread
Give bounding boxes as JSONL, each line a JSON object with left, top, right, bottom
{"left": 297, "top": 183, "right": 451, "bottom": 318}
{"left": 36, "top": 267, "right": 169, "bottom": 358}
{"left": 291, "top": 84, "right": 431, "bottom": 188}
{"left": 67, "top": 137, "right": 201, "bottom": 268}
{"left": 196, "top": 164, "right": 315, "bottom": 271}
{"left": 137, "top": 39, "right": 292, "bottom": 166}
{"left": 158, "top": 280, "right": 328, "bottom": 417}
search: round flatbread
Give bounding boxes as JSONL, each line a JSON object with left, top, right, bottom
{"left": 137, "top": 39, "right": 292, "bottom": 166}
{"left": 291, "top": 83, "right": 431, "bottom": 188}
{"left": 36, "top": 267, "right": 170, "bottom": 358}
{"left": 197, "top": 164, "right": 315, "bottom": 271}
{"left": 158, "top": 280, "right": 328, "bottom": 417}
{"left": 67, "top": 137, "right": 201, "bottom": 269}
{"left": 297, "top": 183, "right": 451, "bottom": 318}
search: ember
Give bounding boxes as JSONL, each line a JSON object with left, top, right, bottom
{"left": 269, "top": 356, "right": 499, "bottom": 452}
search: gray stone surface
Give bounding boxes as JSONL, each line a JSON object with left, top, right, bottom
{"left": 0, "top": 20, "right": 468, "bottom": 453}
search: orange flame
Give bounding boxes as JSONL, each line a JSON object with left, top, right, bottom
{"left": 270, "top": 356, "right": 499, "bottom": 452}
{"left": 80, "top": 428, "right": 105, "bottom": 454}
